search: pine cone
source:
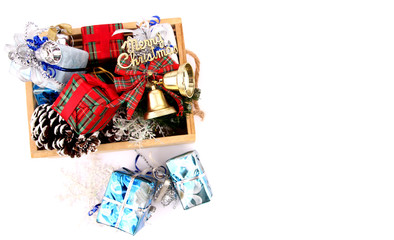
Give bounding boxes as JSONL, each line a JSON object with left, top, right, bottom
{"left": 30, "top": 104, "right": 101, "bottom": 158}
{"left": 31, "top": 104, "right": 62, "bottom": 150}
{"left": 98, "top": 120, "right": 120, "bottom": 143}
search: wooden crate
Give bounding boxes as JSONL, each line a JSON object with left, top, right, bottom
{"left": 25, "top": 18, "right": 195, "bottom": 158}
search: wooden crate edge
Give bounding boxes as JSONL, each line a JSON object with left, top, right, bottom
{"left": 29, "top": 133, "right": 196, "bottom": 158}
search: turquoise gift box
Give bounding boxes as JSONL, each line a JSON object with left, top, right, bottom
{"left": 96, "top": 170, "right": 157, "bottom": 235}
{"left": 166, "top": 150, "right": 212, "bottom": 210}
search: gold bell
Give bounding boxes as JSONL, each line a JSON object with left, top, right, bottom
{"left": 144, "top": 84, "right": 176, "bottom": 120}
{"left": 162, "top": 63, "right": 195, "bottom": 98}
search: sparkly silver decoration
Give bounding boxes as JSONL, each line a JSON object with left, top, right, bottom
{"left": 35, "top": 40, "right": 62, "bottom": 64}
{"left": 154, "top": 181, "right": 178, "bottom": 207}
{"left": 111, "top": 108, "right": 165, "bottom": 143}
{"left": 145, "top": 205, "right": 156, "bottom": 221}
{"left": 5, "top": 22, "right": 65, "bottom": 90}
{"left": 161, "top": 187, "right": 177, "bottom": 206}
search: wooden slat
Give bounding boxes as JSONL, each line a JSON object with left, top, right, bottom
{"left": 97, "top": 134, "right": 195, "bottom": 153}
{"left": 175, "top": 23, "right": 187, "bottom": 64}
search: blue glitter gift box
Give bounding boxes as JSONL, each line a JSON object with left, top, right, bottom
{"left": 32, "top": 84, "right": 60, "bottom": 105}
{"left": 96, "top": 170, "right": 157, "bottom": 235}
{"left": 166, "top": 150, "right": 212, "bottom": 210}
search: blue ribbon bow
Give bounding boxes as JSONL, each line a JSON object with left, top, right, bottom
{"left": 149, "top": 15, "right": 161, "bottom": 26}
{"left": 26, "top": 35, "right": 48, "bottom": 51}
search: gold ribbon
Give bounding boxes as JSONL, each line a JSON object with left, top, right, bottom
{"left": 92, "top": 67, "right": 115, "bottom": 82}
{"left": 47, "top": 23, "right": 72, "bottom": 41}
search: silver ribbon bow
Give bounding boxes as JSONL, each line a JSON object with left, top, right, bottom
{"left": 5, "top": 22, "right": 64, "bottom": 91}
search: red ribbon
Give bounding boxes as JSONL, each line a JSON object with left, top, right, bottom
{"left": 109, "top": 56, "right": 184, "bottom": 119}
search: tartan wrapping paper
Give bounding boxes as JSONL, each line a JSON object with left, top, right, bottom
{"left": 52, "top": 73, "right": 120, "bottom": 135}
{"left": 110, "top": 56, "right": 183, "bottom": 119}
{"left": 81, "top": 23, "right": 124, "bottom": 61}
{"left": 157, "top": 84, "right": 184, "bottom": 115}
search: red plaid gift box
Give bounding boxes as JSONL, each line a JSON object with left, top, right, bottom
{"left": 52, "top": 73, "right": 120, "bottom": 135}
{"left": 81, "top": 23, "right": 124, "bottom": 62}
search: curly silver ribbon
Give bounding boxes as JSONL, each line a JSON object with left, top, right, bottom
{"left": 5, "top": 22, "right": 65, "bottom": 91}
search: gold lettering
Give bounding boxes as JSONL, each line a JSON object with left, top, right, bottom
{"left": 146, "top": 48, "right": 156, "bottom": 61}
{"left": 166, "top": 46, "right": 173, "bottom": 55}
{"left": 117, "top": 32, "right": 178, "bottom": 68}
{"left": 139, "top": 40, "right": 146, "bottom": 50}
{"left": 156, "top": 49, "right": 166, "bottom": 59}
{"left": 156, "top": 33, "right": 165, "bottom": 48}
{"left": 123, "top": 38, "right": 140, "bottom": 54}
{"left": 146, "top": 39, "right": 153, "bottom": 48}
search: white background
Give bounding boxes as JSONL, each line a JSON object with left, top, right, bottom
{"left": 0, "top": 0, "right": 394, "bottom": 239}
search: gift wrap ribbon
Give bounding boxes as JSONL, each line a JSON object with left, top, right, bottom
{"left": 96, "top": 169, "right": 156, "bottom": 234}
{"left": 111, "top": 169, "right": 152, "bottom": 228}
{"left": 109, "top": 56, "right": 184, "bottom": 119}
{"left": 47, "top": 23, "right": 72, "bottom": 41}
{"left": 166, "top": 151, "right": 213, "bottom": 210}
{"left": 172, "top": 171, "right": 208, "bottom": 209}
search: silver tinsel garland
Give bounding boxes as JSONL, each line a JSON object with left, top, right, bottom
{"left": 110, "top": 109, "right": 165, "bottom": 143}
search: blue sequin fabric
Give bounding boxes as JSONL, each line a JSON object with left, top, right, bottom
{"left": 33, "top": 84, "right": 59, "bottom": 105}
